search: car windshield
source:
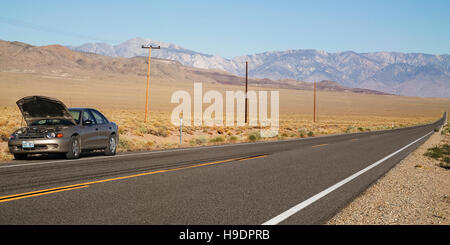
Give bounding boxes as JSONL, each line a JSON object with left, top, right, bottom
{"left": 69, "top": 110, "right": 81, "bottom": 124}
{"left": 30, "top": 119, "right": 75, "bottom": 126}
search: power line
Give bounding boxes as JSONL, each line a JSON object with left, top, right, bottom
{"left": 0, "top": 15, "right": 120, "bottom": 44}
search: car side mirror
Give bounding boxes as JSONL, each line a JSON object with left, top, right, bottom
{"left": 83, "top": 119, "right": 93, "bottom": 126}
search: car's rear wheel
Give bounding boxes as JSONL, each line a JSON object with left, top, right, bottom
{"left": 65, "top": 135, "right": 80, "bottom": 159}
{"left": 104, "top": 134, "right": 117, "bottom": 156}
{"left": 13, "top": 153, "right": 28, "bottom": 160}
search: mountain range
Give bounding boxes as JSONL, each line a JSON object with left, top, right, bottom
{"left": 68, "top": 38, "right": 450, "bottom": 98}
{"left": 0, "top": 40, "right": 387, "bottom": 95}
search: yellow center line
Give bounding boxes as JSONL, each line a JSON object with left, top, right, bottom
{"left": 311, "top": 143, "right": 329, "bottom": 148}
{"left": 238, "top": 155, "right": 268, "bottom": 161}
{"left": 0, "top": 185, "right": 88, "bottom": 203}
{"left": 350, "top": 138, "right": 358, "bottom": 141}
{"left": 0, "top": 154, "right": 268, "bottom": 203}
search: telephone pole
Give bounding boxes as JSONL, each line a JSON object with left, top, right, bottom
{"left": 141, "top": 44, "right": 160, "bottom": 123}
{"left": 313, "top": 81, "right": 317, "bottom": 123}
{"left": 245, "top": 61, "right": 248, "bottom": 124}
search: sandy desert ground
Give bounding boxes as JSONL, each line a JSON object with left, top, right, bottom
{"left": 0, "top": 70, "right": 449, "bottom": 161}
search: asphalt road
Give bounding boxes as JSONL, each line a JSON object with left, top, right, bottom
{"left": 0, "top": 113, "right": 446, "bottom": 225}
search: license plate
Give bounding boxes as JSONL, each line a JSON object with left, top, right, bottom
{"left": 22, "top": 142, "right": 34, "bottom": 149}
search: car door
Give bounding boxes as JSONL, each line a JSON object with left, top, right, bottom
{"left": 90, "top": 109, "right": 110, "bottom": 148}
{"left": 80, "top": 110, "right": 98, "bottom": 149}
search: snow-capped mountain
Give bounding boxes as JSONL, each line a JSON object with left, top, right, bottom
{"left": 68, "top": 38, "right": 450, "bottom": 98}
{"left": 69, "top": 37, "right": 238, "bottom": 71}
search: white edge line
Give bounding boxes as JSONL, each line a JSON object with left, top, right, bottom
{"left": 0, "top": 116, "right": 443, "bottom": 170}
{"left": 1, "top": 114, "right": 444, "bottom": 170}
{"left": 0, "top": 141, "right": 277, "bottom": 169}
{"left": 0, "top": 140, "right": 275, "bottom": 169}
{"left": 262, "top": 130, "right": 433, "bottom": 225}
{"left": 0, "top": 134, "right": 391, "bottom": 169}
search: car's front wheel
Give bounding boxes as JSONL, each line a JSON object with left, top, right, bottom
{"left": 104, "top": 134, "right": 117, "bottom": 156}
{"left": 65, "top": 135, "right": 81, "bottom": 159}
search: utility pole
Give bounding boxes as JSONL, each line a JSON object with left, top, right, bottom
{"left": 180, "top": 117, "right": 183, "bottom": 145}
{"left": 316, "top": 81, "right": 319, "bottom": 123}
{"left": 313, "top": 81, "right": 317, "bottom": 123}
{"left": 141, "top": 44, "right": 160, "bottom": 123}
{"left": 245, "top": 61, "right": 248, "bottom": 124}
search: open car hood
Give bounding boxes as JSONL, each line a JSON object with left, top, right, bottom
{"left": 16, "top": 96, "right": 76, "bottom": 126}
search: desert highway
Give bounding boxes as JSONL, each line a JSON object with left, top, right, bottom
{"left": 0, "top": 113, "right": 446, "bottom": 225}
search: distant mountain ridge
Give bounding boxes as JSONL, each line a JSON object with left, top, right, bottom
{"left": 0, "top": 40, "right": 388, "bottom": 95}
{"left": 68, "top": 38, "right": 450, "bottom": 98}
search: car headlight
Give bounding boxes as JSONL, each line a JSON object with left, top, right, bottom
{"left": 46, "top": 132, "right": 56, "bottom": 139}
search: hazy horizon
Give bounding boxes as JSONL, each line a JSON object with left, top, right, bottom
{"left": 3, "top": 37, "right": 450, "bottom": 58}
{"left": 1, "top": 0, "right": 449, "bottom": 58}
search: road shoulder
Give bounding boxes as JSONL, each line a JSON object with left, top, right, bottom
{"left": 327, "top": 130, "right": 450, "bottom": 225}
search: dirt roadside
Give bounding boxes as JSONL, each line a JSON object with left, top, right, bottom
{"left": 327, "top": 129, "right": 449, "bottom": 225}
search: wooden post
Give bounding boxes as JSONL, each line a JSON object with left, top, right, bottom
{"left": 141, "top": 45, "right": 160, "bottom": 123}
{"left": 245, "top": 61, "right": 248, "bottom": 124}
{"left": 144, "top": 48, "right": 152, "bottom": 123}
{"left": 313, "top": 81, "right": 316, "bottom": 122}
{"left": 180, "top": 117, "right": 183, "bottom": 145}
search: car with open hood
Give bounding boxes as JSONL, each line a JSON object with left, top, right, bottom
{"left": 8, "top": 96, "right": 119, "bottom": 160}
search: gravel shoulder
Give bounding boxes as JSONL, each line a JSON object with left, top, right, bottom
{"left": 327, "top": 130, "right": 449, "bottom": 225}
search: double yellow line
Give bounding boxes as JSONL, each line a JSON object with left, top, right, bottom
{"left": 0, "top": 185, "right": 88, "bottom": 203}
{"left": 312, "top": 138, "right": 359, "bottom": 148}
{"left": 0, "top": 154, "right": 268, "bottom": 203}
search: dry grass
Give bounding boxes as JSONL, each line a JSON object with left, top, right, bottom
{"left": 0, "top": 71, "right": 448, "bottom": 161}
{"left": 0, "top": 106, "right": 439, "bottom": 161}
{"left": 1, "top": 71, "right": 450, "bottom": 116}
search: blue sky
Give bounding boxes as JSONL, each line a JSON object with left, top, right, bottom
{"left": 1, "top": 0, "right": 449, "bottom": 58}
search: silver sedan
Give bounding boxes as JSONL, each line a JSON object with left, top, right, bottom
{"left": 8, "top": 96, "right": 119, "bottom": 160}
